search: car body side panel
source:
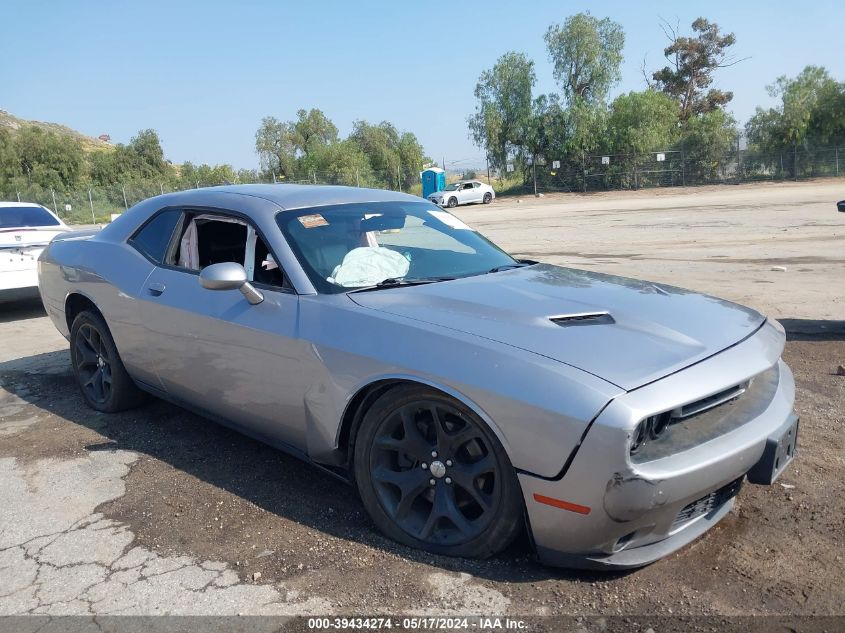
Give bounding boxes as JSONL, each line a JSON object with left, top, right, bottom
{"left": 296, "top": 295, "right": 623, "bottom": 478}
{"left": 137, "top": 267, "right": 311, "bottom": 449}
{"left": 38, "top": 238, "right": 160, "bottom": 387}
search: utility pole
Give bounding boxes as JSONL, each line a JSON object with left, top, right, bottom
{"left": 486, "top": 154, "right": 490, "bottom": 182}
{"left": 51, "top": 189, "right": 58, "bottom": 214}
{"left": 122, "top": 185, "right": 128, "bottom": 210}
{"left": 88, "top": 189, "right": 95, "bottom": 223}
{"left": 532, "top": 156, "right": 538, "bottom": 197}
{"left": 160, "top": 182, "right": 164, "bottom": 195}
{"left": 397, "top": 159, "right": 402, "bottom": 192}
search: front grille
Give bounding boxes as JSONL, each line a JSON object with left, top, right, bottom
{"left": 672, "top": 477, "right": 743, "bottom": 530}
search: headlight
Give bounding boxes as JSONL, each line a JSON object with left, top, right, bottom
{"left": 629, "top": 413, "right": 671, "bottom": 455}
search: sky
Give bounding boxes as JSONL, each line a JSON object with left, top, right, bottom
{"left": 2, "top": 1, "right": 844, "bottom": 171}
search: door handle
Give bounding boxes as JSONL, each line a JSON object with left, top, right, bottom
{"left": 147, "top": 282, "right": 166, "bottom": 296}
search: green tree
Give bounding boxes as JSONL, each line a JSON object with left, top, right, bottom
{"left": 679, "top": 109, "right": 737, "bottom": 181}
{"left": 0, "top": 129, "right": 21, "bottom": 184}
{"left": 291, "top": 108, "right": 339, "bottom": 158}
{"left": 542, "top": 13, "right": 623, "bottom": 163}
{"left": 15, "top": 126, "right": 84, "bottom": 189}
{"left": 651, "top": 18, "right": 740, "bottom": 121}
{"left": 607, "top": 90, "right": 679, "bottom": 154}
{"left": 397, "top": 131, "right": 427, "bottom": 189}
{"left": 544, "top": 12, "right": 625, "bottom": 105}
{"left": 746, "top": 66, "right": 844, "bottom": 152}
{"left": 129, "top": 129, "right": 168, "bottom": 176}
{"left": 745, "top": 66, "right": 845, "bottom": 177}
{"left": 467, "top": 51, "right": 536, "bottom": 170}
{"left": 255, "top": 116, "right": 296, "bottom": 179}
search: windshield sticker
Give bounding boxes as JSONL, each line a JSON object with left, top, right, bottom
{"left": 298, "top": 213, "right": 329, "bottom": 228}
{"left": 428, "top": 210, "right": 472, "bottom": 230}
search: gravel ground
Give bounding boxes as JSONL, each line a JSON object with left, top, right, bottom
{"left": 0, "top": 181, "right": 843, "bottom": 617}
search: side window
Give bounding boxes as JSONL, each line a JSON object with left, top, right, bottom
{"left": 462, "top": 183, "right": 473, "bottom": 190}
{"left": 473, "top": 182, "right": 481, "bottom": 188}
{"left": 170, "top": 212, "right": 288, "bottom": 289}
{"left": 129, "top": 210, "right": 182, "bottom": 263}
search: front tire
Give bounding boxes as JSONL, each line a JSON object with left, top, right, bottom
{"left": 447, "top": 197, "right": 458, "bottom": 208}
{"left": 70, "top": 310, "right": 147, "bottom": 412}
{"left": 353, "top": 384, "right": 523, "bottom": 559}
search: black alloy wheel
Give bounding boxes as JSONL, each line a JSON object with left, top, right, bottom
{"left": 354, "top": 385, "right": 523, "bottom": 558}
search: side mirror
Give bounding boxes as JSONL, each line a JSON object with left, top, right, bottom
{"left": 199, "top": 262, "right": 264, "bottom": 305}
{"left": 837, "top": 200, "right": 845, "bottom": 213}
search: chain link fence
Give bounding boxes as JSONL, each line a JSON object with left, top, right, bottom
{"left": 5, "top": 146, "right": 845, "bottom": 225}
{"left": 516, "top": 145, "right": 845, "bottom": 194}
{"left": 1, "top": 169, "right": 423, "bottom": 225}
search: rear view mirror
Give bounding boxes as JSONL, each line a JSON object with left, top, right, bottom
{"left": 360, "top": 214, "right": 405, "bottom": 232}
{"left": 199, "top": 262, "right": 264, "bottom": 305}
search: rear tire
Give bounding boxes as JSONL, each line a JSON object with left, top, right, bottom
{"left": 447, "top": 197, "right": 458, "bottom": 208}
{"left": 353, "top": 384, "right": 523, "bottom": 559}
{"left": 483, "top": 192, "right": 492, "bottom": 204}
{"left": 70, "top": 310, "right": 147, "bottom": 412}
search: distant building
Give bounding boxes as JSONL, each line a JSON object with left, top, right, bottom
{"left": 98, "top": 134, "right": 111, "bottom": 142}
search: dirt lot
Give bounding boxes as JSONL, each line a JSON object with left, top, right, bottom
{"left": 0, "top": 180, "right": 843, "bottom": 618}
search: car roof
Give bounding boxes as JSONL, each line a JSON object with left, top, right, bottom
{"left": 0, "top": 201, "right": 48, "bottom": 208}
{"left": 166, "top": 184, "right": 424, "bottom": 212}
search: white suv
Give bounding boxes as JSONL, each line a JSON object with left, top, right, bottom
{"left": 428, "top": 180, "right": 495, "bottom": 208}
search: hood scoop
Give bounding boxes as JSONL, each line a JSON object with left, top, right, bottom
{"left": 549, "top": 311, "right": 615, "bottom": 327}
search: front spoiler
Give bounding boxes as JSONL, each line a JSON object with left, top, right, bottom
{"left": 535, "top": 498, "right": 735, "bottom": 570}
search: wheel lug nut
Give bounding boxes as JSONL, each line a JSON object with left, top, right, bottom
{"left": 431, "top": 451, "right": 438, "bottom": 458}
{"left": 421, "top": 463, "right": 428, "bottom": 470}
{"left": 429, "top": 478, "right": 436, "bottom": 486}
{"left": 445, "top": 477, "right": 452, "bottom": 484}
{"left": 446, "top": 460, "right": 453, "bottom": 467}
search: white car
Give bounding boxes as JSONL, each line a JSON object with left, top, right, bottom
{"left": 0, "top": 202, "right": 68, "bottom": 303}
{"left": 428, "top": 180, "right": 495, "bottom": 208}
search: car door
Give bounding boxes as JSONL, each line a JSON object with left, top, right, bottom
{"left": 137, "top": 208, "right": 312, "bottom": 451}
{"left": 458, "top": 182, "right": 476, "bottom": 204}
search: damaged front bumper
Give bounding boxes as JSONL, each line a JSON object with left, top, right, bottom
{"left": 519, "top": 320, "right": 797, "bottom": 569}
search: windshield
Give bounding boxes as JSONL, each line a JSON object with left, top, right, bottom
{"left": 0, "top": 206, "right": 61, "bottom": 230}
{"left": 277, "top": 201, "right": 517, "bottom": 293}
{"left": 442, "top": 183, "right": 461, "bottom": 191}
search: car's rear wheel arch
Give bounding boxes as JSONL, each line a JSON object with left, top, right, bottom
{"left": 65, "top": 292, "right": 102, "bottom": 332}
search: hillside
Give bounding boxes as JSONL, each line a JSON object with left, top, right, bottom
{"left": 0, "top": 109, "right": 112, "bottom": 153}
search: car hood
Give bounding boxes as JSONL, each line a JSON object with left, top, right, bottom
{"left": 349, "top": 264, "right": 766, "bottom": 390}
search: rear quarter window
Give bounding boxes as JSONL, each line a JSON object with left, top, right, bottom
{"left": 129, "top": 210, "right": 182, "bottom": 263}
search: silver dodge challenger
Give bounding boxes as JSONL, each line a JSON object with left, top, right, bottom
{"left": 37, "top": 185, "right": 799, "bottom": 569}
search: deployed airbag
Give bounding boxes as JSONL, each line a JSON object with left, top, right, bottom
{"left": 328, "top": 246, "right": 410, "bottom": 287}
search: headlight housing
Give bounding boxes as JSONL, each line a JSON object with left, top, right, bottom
{"left": 629, "top": 412, "right": 671, "bottom": 455}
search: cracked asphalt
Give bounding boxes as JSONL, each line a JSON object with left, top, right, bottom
{"left": 1, "top": 182, "right": 843, "bottom": 617}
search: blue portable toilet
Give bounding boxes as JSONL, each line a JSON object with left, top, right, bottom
{"left": 421, "top": 167, "right": 446, "bottom": 198}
